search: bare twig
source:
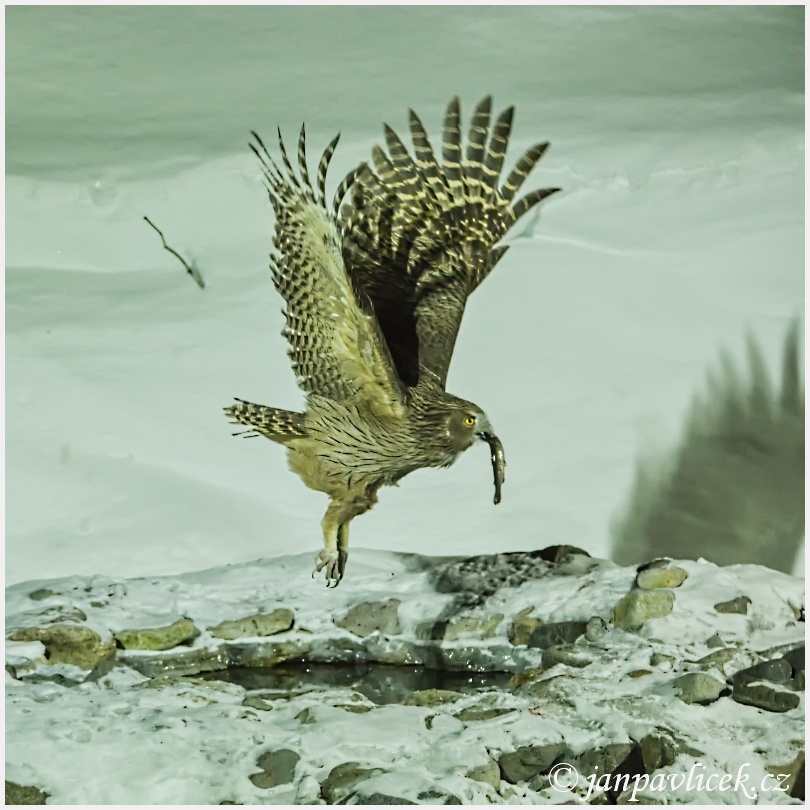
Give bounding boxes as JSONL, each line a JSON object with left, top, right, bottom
{"left": 144, "top": 216, "right": 206, "bottom": 289}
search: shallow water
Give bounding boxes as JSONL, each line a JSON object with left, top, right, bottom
{"left": 201, "top": 661, "right": 513, "bottom": 705}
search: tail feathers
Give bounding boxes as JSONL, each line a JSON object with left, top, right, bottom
{"left": 224, "top": 399, "right": 307, "bottom": 444}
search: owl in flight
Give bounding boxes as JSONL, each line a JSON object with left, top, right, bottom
{"left": 226, "top": 97, "right": 558, "bottom": 585}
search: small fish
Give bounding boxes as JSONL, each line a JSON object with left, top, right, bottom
{"left": 483, "top": 433, "right": 506, "bottom": 505}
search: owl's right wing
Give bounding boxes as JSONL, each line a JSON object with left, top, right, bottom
{"left": 251, "top": 129, "right": 406, "bottom": 419}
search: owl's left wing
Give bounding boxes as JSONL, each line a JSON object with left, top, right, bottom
{"left": 342, "top": 97, "right": 560, "bottom": 390}
{"left": 251, "top": 128, "right": 406, "bottom": 417}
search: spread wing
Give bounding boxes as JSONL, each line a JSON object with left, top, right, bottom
{"left": 341, "top": 96, "right": 559, "bottom": 389}
{"left": 251, "top": 128, "right": 406, "bottom": 418}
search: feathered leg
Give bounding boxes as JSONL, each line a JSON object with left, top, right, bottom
{"left": 315, "top": 492, "right": 376, "bottom": 586}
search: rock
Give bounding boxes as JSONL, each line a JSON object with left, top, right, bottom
{"left": 520, "top": 674, "right": 578, "bottom": 700}
{"left": 348, "top": 793, "right": 417, "bottom": 805}
{"left": 732, "top": 681, "right": 800, "bottom": 713}
{"left": 782, "top": 645, "right": 805, "bottom": 675}
{"left": 640, "top": 733, "right": 676, "bottom": 772}
{"left": 242, "top": 696, "right": 274, "bottom": 712}
{"left": 8, "top": 623, "right": 115, "bottom": 669}
{"left": 321, "top": 762, "right": 383, "bottom": 804}
{"left": 336, "top": 704, "right": 373, "bottom": 714}
{"left": 335, "top": 599, "right": 401, "bottom": 637}
{"left": 612, "top": 590, "right": 675, "bottom": 631}
{"left": 507, "top": 669, "right": 543, "bottom": 690}
{"left": 208, "top": 609, "right": 294, "bottom": 640}
{"left": 114, "top": 618, "right": 197, "bottom": 651}
{"left": 714, "top": 596, "right": 751, "bottom": 615}
{"left": 672, "top": 672, "right": 726, "bottom": 705}
{"left": 28, "top": 589, "right": 56, "bottom": 601}
{"left": 650, "top": 652, "right": 676, "bottom": 667}
{"left": 498, "top": 742, "right": 565, "bottom": 783}
{"left": 573, "top": 743, "right": 636, "bottom": 777}
{"left": 507, "top": 608, "right": 545, "bottom": 646}
{"left": 249, "top": 748, "right": 300, "bottom": 788}
{"left": 732, "top": 658, "right": 793, "bottom": 686}
{"left": 541, "top": 645, "right": 593, "bottom": 669}
{"left": 767, "top": 750, "right": 805, "bottom": 800}
{"left": 694, "top": 648, "right": 737, "bottom": 669}
{"left": 5, "top": 782, "right": 49, "bottom": 805}
{"left": 636, "top": 566, "right": 687, "bottom": 590}
{"left": 454, "top": 706, "right": 513, "bottom": 722}
{"left": 403, "top": 689, "right": 464, "bottom": 707}
{"left": 466, "top": 758, "right": 501, "bottom": 790}
{"left": 226, "top": 638, "right": 312, "bottom": 669}
{"left": 706, "top": 633, "right": 726, "bottom": 648}
{"left": 527, "top": 621, "right": 588, "bottom": 649}
{"left": 120, "top": 645, "right": 227, "bottom": 679}
{"left": 443, "top": 613, "right": 503, "bottom": 641}
{"left": 624, "top": 669, "right": 653, "bottom": 679}
{"left": 585, "top": 616, "right": 610, "bottom": 642}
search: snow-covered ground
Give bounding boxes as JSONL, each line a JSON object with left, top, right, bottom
{"left": 6, "top": 8, "right": 804, "bottom": 581}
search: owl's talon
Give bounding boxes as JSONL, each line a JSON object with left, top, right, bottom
{"left": 314, "top": 550, "right": 342, "bottom": 586}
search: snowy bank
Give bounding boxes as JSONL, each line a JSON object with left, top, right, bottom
{"left": 5, "top": 547, "right": 804, "bottom": 804}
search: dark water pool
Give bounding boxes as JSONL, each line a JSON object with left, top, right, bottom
{"left": 200, "top": 661, "right": 512, "bottom": 705}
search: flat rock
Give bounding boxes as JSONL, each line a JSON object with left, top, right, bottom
{"left": 321, "top": 762, "right": 384, "bottom": 804}
{"left": 732, "top": 657, "right": 793, "bottom": 686}
{"left": 732, "top": 681, "right": 801, "bottom": 713}
{"left": 454, "top": 706, "right": 513, "bottom": 722}
{"left": 612, "top": 590, "right": 675, "bottom": 631}
{"left": 114, "top": 618, "right": 197, "bottom": 651}
{"left": 714, "top": 596, "right": 751, "bottom": 615}
{"left": 636, "top": 566, "right": 687, "bottom": 590}
{"left": 8, "top": 623, "right": 115, "bottom": 668}
{"left": 443, "top": 612, "right": 503, "bottom": 641}
{"left": 466, "top": 758, "right": 501, "bottom": 790}
{"left": 208, "top": 609, "right": 294, "bottom": 640}
{"left": 249, "top": 748, "right": 300, "bottom": 789}
{"left": 335, "top": 599, "right": 401, "bottom": 637}
{"left": 527, "top": 620, "right": 588, "bottom": 649}
{"left": 672, "top": 672, "right": 726, "bottom": 704}
{"left": 541, "top": 644, "right": 593, "bottom": 669}
{"left": 573, "top": 743, "right": 636, "bottom": 777}
{"left": 498, "top": 742, "right": 565, "bottom": 784}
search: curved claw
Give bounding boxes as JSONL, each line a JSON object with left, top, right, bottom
{"left": 313, "top": 550, "right": 342, "bottom": 587}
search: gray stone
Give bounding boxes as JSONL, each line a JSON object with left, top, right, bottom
{"left": 348, "top": 793, "right": 416, "bottom": 805}
{"left": 403, "top": 689, "right": 464, "bottom": 707}
{"left": 612, "top": 590, "right": 675, "bottom": 630}
{"left": 541, "top": 644, "right": 593, "bottom": 670}
{"left": 732, "top": 681, "right": 801, "bottom": 713}
{"left": 121, "top": 646, "right": 227, "bottom": 679}
{"left": 694, "top": 648, "right": 737, "bottom": 669}
{"left": 498, "top": 742, "right": 565, "bottom": 783}
{"left": 672, "top": 672, "right": 726, "bottom": 705}
{"left": 507, "top": 609, "right": 545, "bottom": 647}
{"left": 226, "top": 638, "right": 312, "bottom": 669}
{"left": 454, "top": 706, "right": 513, "bottom": 722}
{"left": 573, "top": 743, "right": 636, "bottom": 777}
{"left": 114, "top": 618, "right": 197, "bottom": 651}
{"left": 28, "top": 589, "right": 56, "bottom": 601}
{"left": 782, "top": 645, "right": 805, "bottom": 675}
{"left": 585, "top": 616, "right": 610, "bottom": 642}
{"left": 636, "top": 566, "right": 687, "bottom": 590}
{"left": 520, "top": 674, "right": 578, "bottom": 701}
{"left": 249, "top": 748, "right": 300, "bottom": 789}
{"left": 650, "top": 652, "right": 676, "bottom": 667}
{"left": 5, "top": 781, "right": 48, "bottom": 805}
{"left": 466, "top": 759, "right": 501, "bottom": 790}
{"left": 443, "top": 612, "right": 503, "bottom": 641}
{"left": 714, "top": 596, "right": 751, "bottom": 615}
{"left": 209, "top": 609, "right": 294, "bottom": 640}
{"left": 336, "top": 704, "right": 373, "bottom": 714}
{"left": 321, "top": 763, "right": 383, "bottom": 804}
{"left": 8, "top": 623, "right": 116, "bottom": 669}
{"left": 732, "top": 658, "right": 793, "bottom": 686}
{"left": 527, "top": 621, "right": 587, "bottom": 649}
{"left": 335, "top": 599, "right": 401, "bottom": 637}
{"left": 640, "top": 733, "right": 676, "bottom": 772}
{"left": 706, "top": 633, "right": 726, "bottom": 648}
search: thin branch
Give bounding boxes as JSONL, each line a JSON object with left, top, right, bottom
{"left": 144, "top": 216, "right": 206, "bottom": 289}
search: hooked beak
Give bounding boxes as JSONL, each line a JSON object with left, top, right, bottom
{"left": 478, "top": 431, "right": 506, "bottom": 505}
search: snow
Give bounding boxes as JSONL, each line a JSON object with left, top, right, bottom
{"left": 5, "top": 6, "right": 804, "bottom": 585}
{"left": 5, "top": 550, "right": 804, "bottom": 804}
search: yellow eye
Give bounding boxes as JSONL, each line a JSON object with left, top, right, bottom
{"left": 464, "top": 416, "right": 476, "bottom": 427}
